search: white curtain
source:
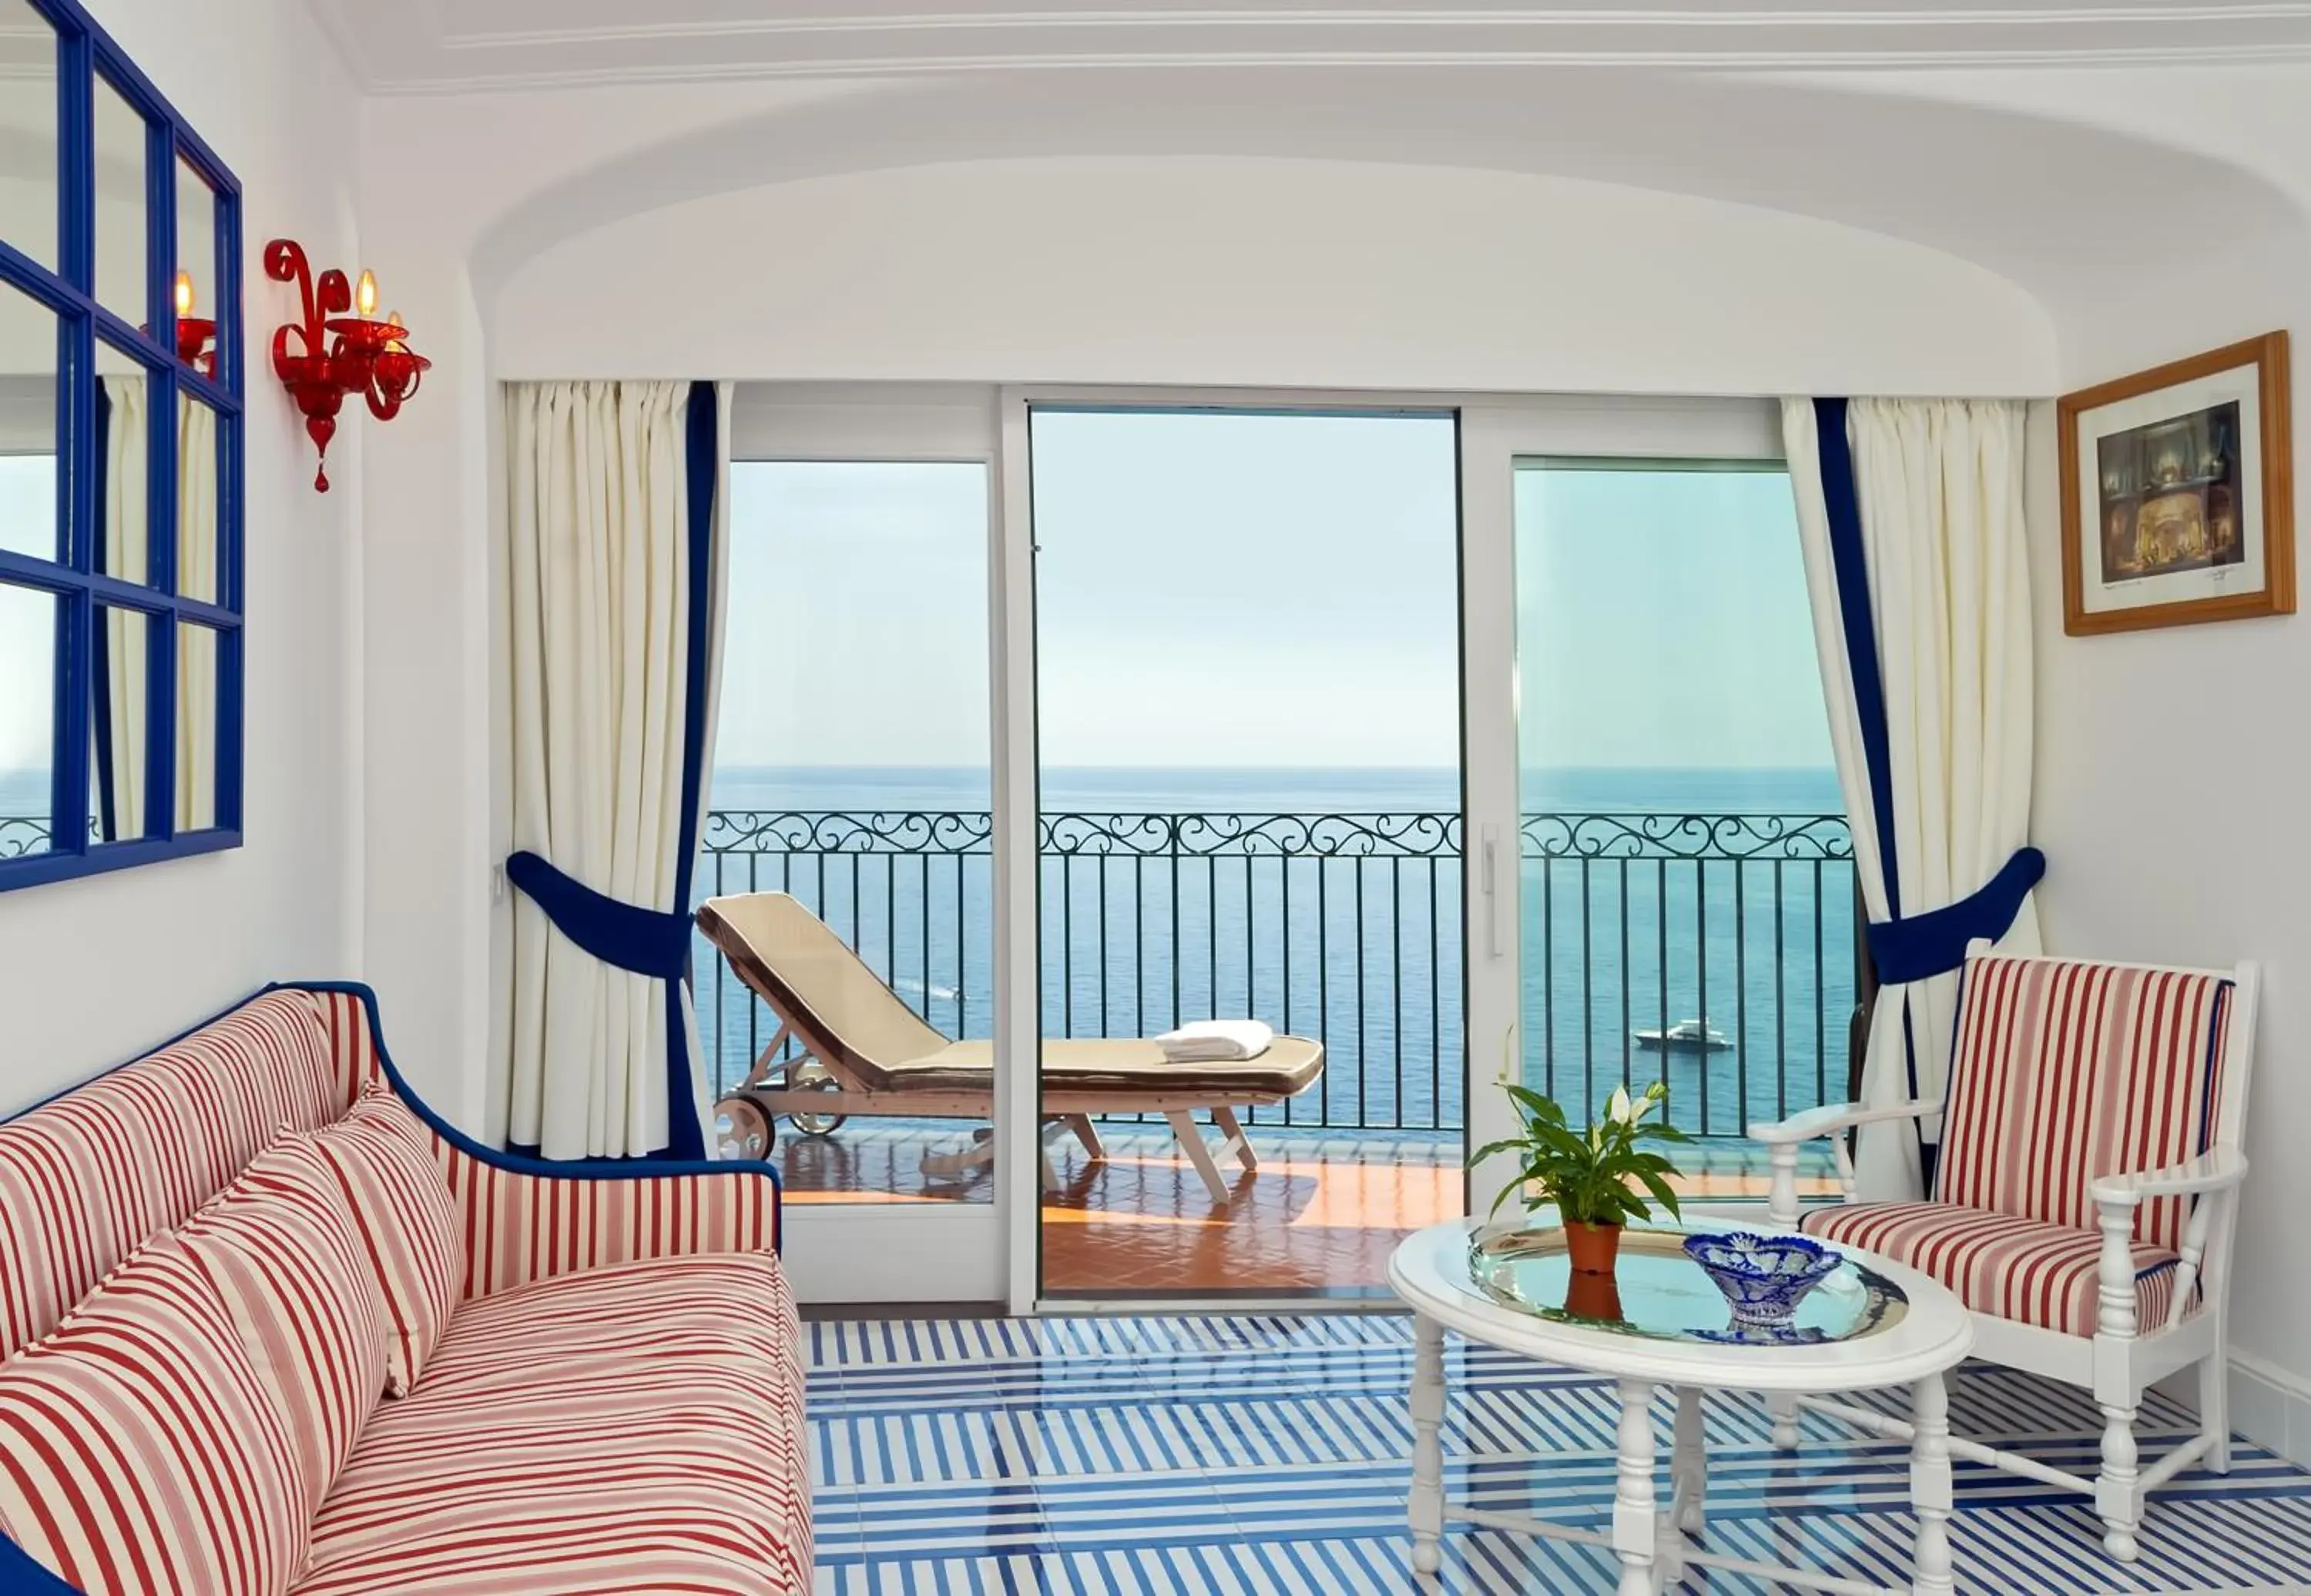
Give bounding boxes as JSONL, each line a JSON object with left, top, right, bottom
{"left": 499, "top": 380, "right": 730, "bottom": 1160}
{"left": 96, "top": 379, "right": 222, "bottom": 839}
{"left": 176, "top": 397, "right": 217, "bottom": 830}
{"left": 1783, "top": 397, "right": 2041, "bottom": 1201}
{"left": 100, "top": 375, "right": 147, "bottom": 840}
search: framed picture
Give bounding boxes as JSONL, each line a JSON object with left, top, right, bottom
{"left": 2058, "top": 331, "right": 2293, "bottom": 635}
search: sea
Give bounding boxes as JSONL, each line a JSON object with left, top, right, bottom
{"left": 695, "top": 765, "right": 1856, "bottom": 1139}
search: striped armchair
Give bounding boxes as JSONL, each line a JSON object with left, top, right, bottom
{"left": 1753, "top": 950, "right": 2257, "bottom": 1564}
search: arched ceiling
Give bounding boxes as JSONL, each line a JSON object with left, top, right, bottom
{"left": 460, "top": 60, "right": 2307, "bottom": 354}
{"left": 316, "top": 2, "right": 2311, "bottom": 92}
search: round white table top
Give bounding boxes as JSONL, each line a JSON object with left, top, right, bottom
{"left": 1389, "top": 1218, "right": 1974, "bottom": 1393}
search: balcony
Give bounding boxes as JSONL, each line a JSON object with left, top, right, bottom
{"left": 694, "top": 803, "right": 1857, "bottom": 1273}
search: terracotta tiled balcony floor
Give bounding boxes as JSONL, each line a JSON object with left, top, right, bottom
{"left": 773, "top": 1118, "right": 1841, "bottom": 1296}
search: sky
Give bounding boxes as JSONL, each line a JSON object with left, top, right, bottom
{"left": 0, "top": 456, "right": 55, "bottom": 781}
{"left": 712, "top": 410, "right": 1830, "bottom": 775}
{"left": 1514, "top": 462, "right": 1832, "bottom": 770}
{"left": 2, "top": 411, "right": 1834, "bottom": 793}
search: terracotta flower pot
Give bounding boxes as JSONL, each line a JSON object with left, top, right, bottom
{"left": 1562, "top": 1219, "right": 1624, "bottom": 1276}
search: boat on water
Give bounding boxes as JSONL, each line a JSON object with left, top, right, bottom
{"left": 1633, "top": 1018, "right": 1733, "bottom": 1053}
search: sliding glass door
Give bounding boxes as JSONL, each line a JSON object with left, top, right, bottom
{"left": 1461, "top": 401, "right": 1854, "bottom": 1219}
{"left": 1019, "top": 400, "right": 1467, "bottom": 1302}
{"left": 701, "top": 390, "right": 1011, "bottom": 1305}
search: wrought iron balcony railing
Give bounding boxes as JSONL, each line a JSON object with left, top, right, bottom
{"left": 5, "top": 803, "right": 1858, "bottom": 1137}
{"left": 695, "top": 808, "right": 1857, "bottom": 1140}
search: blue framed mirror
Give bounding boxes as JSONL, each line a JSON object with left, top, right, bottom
{"left": 0, "top": 0, "right": 243, "bottom": 889}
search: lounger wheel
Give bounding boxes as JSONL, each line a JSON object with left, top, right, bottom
{"left": 782, "top": 1058, "right": 848, "bottom": 1138}
{"left": 713, "top": 1094, "right": 776, "bottom": 1161}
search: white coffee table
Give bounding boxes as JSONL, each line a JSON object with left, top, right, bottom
{"left": 1389, "top": 1219, "right": 1974, "bottom": 1596}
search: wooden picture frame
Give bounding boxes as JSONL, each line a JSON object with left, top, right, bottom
{"left": 2058, "top": 331, "right": 2293, "bottom": 635}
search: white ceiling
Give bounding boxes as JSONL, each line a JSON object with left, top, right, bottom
{"left": 310, "top": 2, "right": 2311, "bottom": 93}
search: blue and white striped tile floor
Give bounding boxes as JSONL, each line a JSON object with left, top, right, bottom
{"left": 806, "top": 1314, "right": 2311, "bottom": 1594}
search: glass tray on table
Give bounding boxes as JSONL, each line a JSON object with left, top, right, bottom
{"left": 1464, "top": 1219, "right": 1910, "bottom": 1346}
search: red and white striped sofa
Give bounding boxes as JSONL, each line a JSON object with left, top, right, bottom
{"left": 0, "top": 983, "right": 809, "bottom": 1596}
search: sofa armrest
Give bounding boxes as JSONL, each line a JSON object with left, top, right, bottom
{"left": 433, "top": 1145, "right": 782, "bottom": 1301}
{"left": 296, "top": 981, "right": 783, "bottom": 1302}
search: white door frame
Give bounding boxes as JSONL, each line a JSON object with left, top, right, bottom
{"left": 725, "top": 383, "right": 1013, "bottom": 1306}
{"left": 1457, "top": 395, "right": 1786, "bottom": 1216}
{"left": 998, "top": 383, "right": 1471, "bottom": 1310}
{"left": 732, "top": 382, "right": 1789, "bottom": 1306}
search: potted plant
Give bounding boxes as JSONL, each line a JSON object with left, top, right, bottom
{"left": 1470, "top": 1080, "right": 1690, "bottom": 1275}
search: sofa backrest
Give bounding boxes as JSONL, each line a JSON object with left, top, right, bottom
{"left": 0, "top": 988, "right": 376, "bottom": 1363}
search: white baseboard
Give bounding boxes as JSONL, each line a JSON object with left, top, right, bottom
{"left": 2226, "top": 1351, "right": 2311, "bottom": 1468}
{"left": 780, "top": 1202, "right": 1004, "bottom": 1305}
{"left": 2158, "top": 1350, "right": 2311, "bottom": 1468}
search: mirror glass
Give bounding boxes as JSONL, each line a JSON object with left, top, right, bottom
{"left": 176, "top": 391, "right": 218, "bottom": 602}
{"left": 173, "top": 154, "right": 216, "bottom": 377}
{"left": 0, "top": 276, "right": 57, "bottom": 561}
{"left": 92, "top": 73, "right": 146, "bottom": 322}
{"left": 0, "top": 2, "right": 56, "bottom": 271}
{"left": 176, "top": 621, "right": 216, "bottom": 831}
{"left": 0, "top": 580, "right": 55, "bottom": 858}
{"left": 89, "top": 602, "right": 152, "bottom": 843}
{"left": 94, "top": 347, "right": 147, "bottom": 584}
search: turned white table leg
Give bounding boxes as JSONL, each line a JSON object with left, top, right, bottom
{"left": 1409, "top": 1313, "right": 1446, "bottom": 1576}
{"left": 1672, "top": 1385, "right": 1706, "bottom": 1536}
{"left": 1910, "top": 1369, "right": 1955, "bottom": 1596}
{"left": 1614, "top": 1377, "right": 1659, "bottom": 1596}
{"left": 1766, "top": 1390, "right": 1800, "bottom": 1450}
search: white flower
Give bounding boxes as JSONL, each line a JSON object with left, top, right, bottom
{"left": 1606, "top": 1085, "right": 1634, "bottom": 1125}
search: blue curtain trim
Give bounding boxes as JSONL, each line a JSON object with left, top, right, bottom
{"left": 659, "top": 379, "right": 720, "bottom": 1162}
{"left": 1865, "top": 847, "right": 2047, "bottom": 987}
{"left": 504, "top": 850, "right": 691, "bottom": 981}
{"left": 1813, "top": 397, "right": 1903, "bottom": 922}
{"left": 1814, "top": 394, "right": 1920, "bottom": 1108}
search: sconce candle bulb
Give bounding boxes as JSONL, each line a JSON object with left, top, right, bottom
{"left": 169, "top": 269, "right": 215, "bottom": 376}
{"left": 265, "top": 241, "right": 428, "bottom": 491}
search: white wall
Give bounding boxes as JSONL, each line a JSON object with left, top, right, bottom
{"left": 493, "top": 156, "right": 2058, "bottom": 394}
{"left": 1907, "top": 66, "right": 2311, "bottom": 1460}
{"left": 0, "top": 0, "right": 364, "bottom": 1112}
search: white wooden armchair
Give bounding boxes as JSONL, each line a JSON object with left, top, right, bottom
{"left": 1751, "top": 949, "right": 2257, "bottom": 1562}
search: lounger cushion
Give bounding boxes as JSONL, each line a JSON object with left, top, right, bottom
{"left": 0, "top": 1234, "right": 310, "bottom": 1596}
{"left": 1802, "top": 1201, "right": 2193, "bottom": 1338}
{"left": 306, "top": 1084, "right": 463, "bottom": 1396}
{"left": 292, "top": 1252, "right": 809, "bottom": 1594}
{"left": 176, "top": 1135, "right": 392, "bottom": 1514}
{"left": 898, "top": 1036, "right": 1327, "bottom": 1098}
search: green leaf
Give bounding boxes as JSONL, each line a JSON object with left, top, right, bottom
{"left": 1635, "top": 1166, "right": 1684, "bottom": 1219}
{"left": 1503, "top": 1084, "right": 1565, "bottom": 1121}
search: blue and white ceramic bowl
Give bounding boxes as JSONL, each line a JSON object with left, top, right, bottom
{"left": 1682, "top": 1232, "right": 1843, "bottom": 1326}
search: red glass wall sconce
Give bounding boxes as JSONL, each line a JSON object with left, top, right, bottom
{"left": 263, "top": 240, "right": 430, "bottom": 491}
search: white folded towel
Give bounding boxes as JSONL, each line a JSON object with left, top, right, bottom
{"left": 1154, "top": 1019, "right": 1275, "bottom": 1063}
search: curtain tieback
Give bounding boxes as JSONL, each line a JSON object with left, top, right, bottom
{"left": 1865, "top": 847, "right": 2045, "bottom": 987}
{"left": 505, "top": 851, "right": 691, "bottom": 980}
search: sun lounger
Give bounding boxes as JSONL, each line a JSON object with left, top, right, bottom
{"left": 696, "top": 891, "right": 1325, "bottom": 1204}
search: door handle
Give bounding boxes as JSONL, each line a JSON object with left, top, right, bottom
{"left": 1480, "top": 824, "right": 1503, "bottom": 961}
